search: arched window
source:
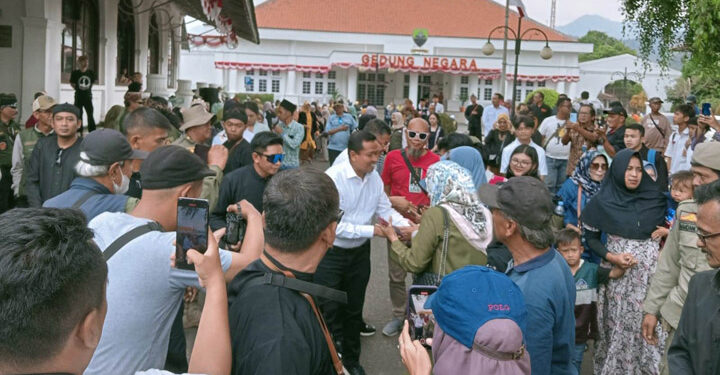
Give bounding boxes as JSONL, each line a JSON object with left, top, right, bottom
{"left": 147, "top": 12, "right": 160, "bottom": 74}
{"left": 116, "top": 0, "right": 135, "bottom": 85}
{"left": 61, "top": 0, "right": 99, "bottom": 82}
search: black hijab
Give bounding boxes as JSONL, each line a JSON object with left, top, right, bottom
{"left": 582, "top": 148, "right": 667, "bottom": 240}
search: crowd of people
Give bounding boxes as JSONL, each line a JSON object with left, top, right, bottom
{"left": 1, "top": 66, "right": 720, "bottom": 375}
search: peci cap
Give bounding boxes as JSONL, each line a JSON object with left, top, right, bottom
{"left": 140, "top": 145, "right": 215, "bottom": 190}
{"left": 223, "top": 100, "right": 246, "bottom": 122}
{"left": 478, "top": 176, "right": 553, "bottom": 229}
{"left": 0, "top": 93, "right": 17, "bottom": 107}
{"left": 691, "top": 142, "right": 720, "bottom": 172}
{"left": 605, "top": 105, "right": 628, "bottom": 118}
{"left": 280, "top": 99, "right": 297, "bottom": 113}
{"left": 424, "top": 266, "right": 526, "bottom": 349}
{"left": 180, "top": 105, "right": 215, "bottom": 131}
{"left": 80, "top": 129, "right": 148, "bottom": 166}
{"left": 32, "top": 95, "right": 57, "bottom": 112}
{"left": 52, "top": 103, "right": 81, "bottom": 118}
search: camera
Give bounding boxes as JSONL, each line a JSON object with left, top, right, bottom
{"left": 223, "top": 211, "right": 247, "bottom": 248}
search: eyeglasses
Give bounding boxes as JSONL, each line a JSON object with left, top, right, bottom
{"left": 696, "top": 229, "right": 720, "bottom": 246}
{"left": 590, "top": 163, "right": 608, "bottom": 171}
{"left": 257, "top": 152, "right": 284, "bottom": 164}
{"left": 407, "top": 131, "right": 429, "bottom": 140}
{"left": 336, "top": 209, "right": 345, "bottom": 223}
{"left": 510, "top": 158, "right": 532, "bottom": 167}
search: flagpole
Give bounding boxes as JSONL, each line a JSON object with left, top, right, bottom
{"left": 501, "top": 0, "right": 509, "bottom": 98}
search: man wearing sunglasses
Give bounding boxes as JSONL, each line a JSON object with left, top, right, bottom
{"left": 668, "top": 179, "right": 720, "bottom": 374}
{"left": 211, "top": 132, "right": 284, "bottom": 238}
{"left": 642, "top": 142, "right": 720, "bottom": 374}
{"left": 0, "top": 93, "right": 21, "bottom": 213}
{"left": 380, "top": 117, "right": 439, "bottom": 337}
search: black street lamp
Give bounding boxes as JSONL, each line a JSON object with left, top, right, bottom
{"left": 482, "top": 18, "right": 553, "bottom": 118}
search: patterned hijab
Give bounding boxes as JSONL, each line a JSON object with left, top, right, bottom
{"left": 426, "top": 161, "right": 492, "bottom": 251}
{"left": 570, "top": 150, "right": 606, "bottom": 198}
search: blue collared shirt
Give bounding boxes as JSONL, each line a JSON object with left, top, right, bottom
{"left": 506, "top": 248, "right": 577, "bottom": 375}
{"left": 326, "top": 113, "right": 356, "bottom": 151}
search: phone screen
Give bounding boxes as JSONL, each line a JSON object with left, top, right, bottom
{"left": 702, "top": 103, "right": 712, "bottom": 117}
{"left": 406, "top": 286, "right": 438, "bottom": 346}
{"left": 570, "top": 113, "right": 578, "bottom": 122}
{"left": 176, "top": 198, "right": 209, "bottom": 270}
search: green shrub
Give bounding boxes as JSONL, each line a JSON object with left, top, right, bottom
{"left": 524, "top": 88, "right": 560, "bottom": 108}
{"left": 438, "top": 112, "right": 457, "bottom": 134}
{"left": 233, "top": 93, "right": 275, "bottom": 103}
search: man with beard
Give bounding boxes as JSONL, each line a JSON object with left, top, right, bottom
{"left": 26, "top": 103, "right": 82, "bottom": 207}
{"left": 222, "top": 101, "right": 252, "bottom": 174}
{"left": 380, "top": 117, "right": 439, "bottom": 336}
{"left": 43, "top": 129, "right": 147, "bottom": 220}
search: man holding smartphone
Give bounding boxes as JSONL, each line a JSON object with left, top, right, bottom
{"left": 84, "top": 145, "right": 264, "bottom": 375}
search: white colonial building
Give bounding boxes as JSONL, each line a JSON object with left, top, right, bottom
{"left": 180, "top": 0, "right": 593, "bottom": 111}
{"left": 0, "top": 0, "right": 257, "bottom": 123}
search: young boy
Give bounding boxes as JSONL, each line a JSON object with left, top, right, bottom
{"left": 664, "top": 104, "right": 693, "bottom": 174}
{"left": 556, "top": 228, "right": 626, "bottom": 373}
{"left": 651, "top": 170, "right": 695, "bottom": 241}
{"left": 624, "top": 123, "right": 669, "bottom": 190}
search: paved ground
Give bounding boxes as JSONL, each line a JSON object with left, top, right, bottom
{"left": 187, "top": 156, "right": 595, "bottom": 374}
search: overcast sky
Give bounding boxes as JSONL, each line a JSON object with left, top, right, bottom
{"left": 495, "top": 0, "right": 624, "bottom": 25}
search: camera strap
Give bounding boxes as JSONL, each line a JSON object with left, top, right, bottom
{"left": 259, "top": 253, "right": 345, "bottom": 375}
{"left": 103, "top": 221, "right": 164, "bottom": 262}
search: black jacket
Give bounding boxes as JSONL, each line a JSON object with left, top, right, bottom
{"left": 210, "top": 165, "right": 267, "bottom": 231}
{"left": 668, "top": 269, "right": 720, "bottom": 374}
{"left": 228, "top": 257, "right": 334, "bottom": 375}
{"left": 224, "top": 138, "right": 252, "bottom": 175}
{"left": 26, "top": 134, "right": 81, "bottom": 207}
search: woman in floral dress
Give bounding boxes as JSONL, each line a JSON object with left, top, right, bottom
{"left": 582, "top": 149, "right": 668, "bottom": 374}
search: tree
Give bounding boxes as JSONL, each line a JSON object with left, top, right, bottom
{"left": 578, "top": 31, "right": 637, "bottom": 62}
{"left": 622, "top": 0, "right": 720, "bottom": 71}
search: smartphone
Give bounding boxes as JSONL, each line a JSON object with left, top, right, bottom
{"left": 176, "top": 198, "right": 210, "bottom": 270}
{"left": 193, "top": 144, "right": 210, "bottom": 163}
{"left": 406, "top": 285, "right": 438, "bottom": 347}
{"left": 702, "top": 103, "right": 712, "bottom": 116}
{"left": 570, "top": 113, "right": 578, "bottom": 122}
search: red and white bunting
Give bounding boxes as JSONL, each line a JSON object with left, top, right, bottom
{"left": 505, "top": 74, "right": 579, "bottom": 83}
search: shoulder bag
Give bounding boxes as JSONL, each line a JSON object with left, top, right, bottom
{"left": 401, "top": 149, "right": 428, "bottom": 194}
{"left": 413, "top": 207, "right": 450, "bottom": 286}
{"left": 103, "top": 221, "right": 164, "bottom": 261}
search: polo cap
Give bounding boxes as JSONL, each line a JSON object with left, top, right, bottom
{"left": 32, "top": 95, "right": 57, "bottom": 112}
{"left": 280, "top": 99, "right": 297, "bottom": 113}
{"left": 0, "top": 93, "right": 17, "bottom": 107}
{"left": 478, "top": 176, "right": 553, "bottom": 229}
{"left": 52, "top": 103, "right": 81, "bottom": 118}
{"left": 80, "top": 129, "right": 147, "bottom": 166}
{"left": 605, "top": 105, "right": 628, "bottom": 118}
{"left": 424, "top": 266, "right": 526, "bottom": 349}
{"left": 691, "top": 142, "right": 720, "bottom": 172}
{"left": 140, "top": 145, "right": 215, "bottom": 189}
{"left": 180, "top": 105, "right": 215, "bottom": 131}
{"left": 223, "top": 100, "right": 246, "bottom": 122}
{"left": 649, "top": 97, "right": 664, "bottom": 104}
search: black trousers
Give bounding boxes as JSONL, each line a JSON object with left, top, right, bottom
{"left": 0, "top": 166, "right": 13, "bottom": 214}
{"left": 314, "top": 240, "right": 371, "bottom": 366}
{"left": 164, "top": 300, "right": 188, "bottom": 372}
{"left": 75, "top": 93, "right": 96, "bottom": 132}
{"left": 468, "top": 120, "right": 483, "bottom": 141}
{"left": 328, "top": 149, "right": 342, "bottom": 166}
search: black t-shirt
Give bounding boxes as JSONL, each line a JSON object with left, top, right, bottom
{"left": 224, "top": 138, "right": 253, "bottom": 174}
{"left": 70, "top": 69, "right": 96, "bottom": 94}
{"left": 228, "top": 258, "right": 334, "bottom": 375}
{"left": 606, "top": 125, "right": 626, "bottom": 155}
{"left": 530, "top": 103, "right": 552, "bottom": 124}
{"left": 128, "top": 81, "right": 142, "bottom": 92}
{"left": 210, "top": 165, "right": 267, "bottom": 230}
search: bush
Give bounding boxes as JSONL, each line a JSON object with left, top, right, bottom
{"left": 437, "top": 112, "right": 457, "bottom": 134}
{"left": 524, "top": 88, "right": 560, "bottom": 108}
{"left": 233, "top": 93, "right": 275, "bottom": 103}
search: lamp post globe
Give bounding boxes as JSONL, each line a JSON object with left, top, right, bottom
{"left": 482, "top": 41, "right": 495, "bottom": 56}
{"left": 540, "top": 45, "right": 553, "bottom": 60}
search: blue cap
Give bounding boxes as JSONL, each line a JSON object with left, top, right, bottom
{"left": 424, "top": 265, "right": 526, "bottom": 349}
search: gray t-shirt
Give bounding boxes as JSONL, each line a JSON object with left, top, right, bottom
{"left": 84, "top": 212, "right": 232, "bottom": 375}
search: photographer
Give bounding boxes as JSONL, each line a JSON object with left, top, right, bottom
{"left": 210, "top": 131, "right": 284, "bottom": 236}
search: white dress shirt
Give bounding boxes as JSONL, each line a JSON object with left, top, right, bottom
{"left": 325, "top": 159, "right": 410, "bottom": 248}
{"left": 499, "top": 139, "right": 548, "bottom": 176}
{"left": 482, "top": 105, "right": 510, "bottom": 136}
{"left": 664, "top": 126, "right": 691, "bottom": 174}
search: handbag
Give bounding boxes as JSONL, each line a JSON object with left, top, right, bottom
{"left": 413, "top": 207, "right": 450, "bottom": 286}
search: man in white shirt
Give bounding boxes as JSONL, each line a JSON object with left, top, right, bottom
{"left": 243, "top": 101, "right": 270, "bottom": 143}
{"left": 482, "top": 93, "right": 510, "bottom": 137}
{"left": 432, "top": 94, "right": 444, "bottom": 113}
{"left": 665, "top": 104, "right": 694, "bottom": 174}
{"left": 319, "top": 130, "right": 412, "bottom": 375}
{"left": 501, "top": 116, "right": 548, "bottom": 178}
{"left": 539, "top": 97, "right": 572, "bottom": 193}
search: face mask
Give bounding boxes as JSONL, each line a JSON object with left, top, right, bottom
{"left": 113, "top": 172, "right": 130, "bottom": 195}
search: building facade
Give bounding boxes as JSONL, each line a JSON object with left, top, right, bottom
{"left": 180, "top": 0, "right": 593, "bottom": 111}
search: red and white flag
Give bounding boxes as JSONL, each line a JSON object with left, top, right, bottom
{"left": 508, "top": 0, "right": 526, "bottom": 18}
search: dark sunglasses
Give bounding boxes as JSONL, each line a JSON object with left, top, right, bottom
{"left": 257, "top": 152, "right": 284, "bottom": 164}
{"left": 408, "top": 131, "right": 429, "bottom": 140}
{"left": 590, "top": 162, "right": 608, "bottom": 171}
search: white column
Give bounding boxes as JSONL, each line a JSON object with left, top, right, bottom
{"left": 175, "top": 79, "right": 194, "bottom": 107}
{"left": 556, "top": 81, "right": 566, "bottom": 95}
{"left": 346, "top": 68, "right": 357, "bottom": 102}
{"left": 408, "top": 73, "right": 419, "bottom": 105}
{"left": 228, "top": 69, "right": 237, "bottom": 93}
{"left": 21, "top": 16, "right": 50, "bottom": 118}
{"left": 447, "top": 75, "right": 461, "bottom": 111}
{"left": 286, "top": 70, "right": 297, "bottom": 101}
{"left": 146, "top": 74, "right": 169, "bottom": 97}
{"left": 568, "top": 81, "right": 578, "bottom": 99}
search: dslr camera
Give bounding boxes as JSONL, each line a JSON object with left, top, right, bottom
{"left": 222, "top": 211, "right": 247, "bottom": 249}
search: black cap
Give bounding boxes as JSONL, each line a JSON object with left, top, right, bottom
{"left": 605, "top": 105, "right": 627, "bottom": 118}
{"left": 223, "top": 100, "right": 247, "bottom": 123}
{"left": 478, "top": 176, "right": 553, "bottom": 230}
{"left": 140, "top": 145, "right": 216, "bottom": 190}
{"left": 52, "top": 103, "right": 82, "bottom": 118}
{"left": 0, "top": 93, "right": 17, "bottom": 107}
{"left": 280, "top": 99, "right": 297, "bottom": 113}
{"left": 80, "top": 129, "right": 148, "bottom": 165}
